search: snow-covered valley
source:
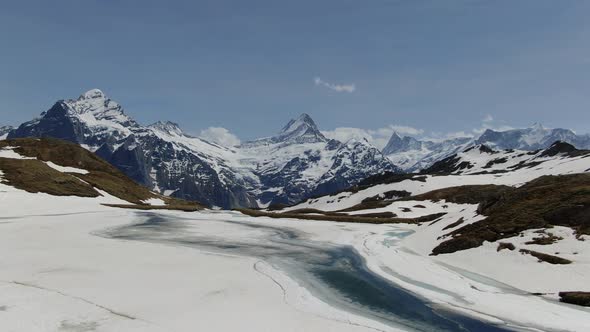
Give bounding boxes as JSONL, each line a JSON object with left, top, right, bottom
{"left": 1, "top": 174, "right": 590, "bottom": 332}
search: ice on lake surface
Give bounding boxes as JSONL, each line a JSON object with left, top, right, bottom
{"left": 101, "top": 212, "right": 513, "bottom": 332}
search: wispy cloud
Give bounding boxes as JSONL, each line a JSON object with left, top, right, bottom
{"left": 314, "top": 77, "right": 356, "bottom": 93}
{"left": 199, "top": 127, "right": 241, "bottom": 147}
{"left": 472, "top": 114, "right": 513, "bottom": 135}
{"left": 389, "top": 125, "right": 424, "bottom": 136}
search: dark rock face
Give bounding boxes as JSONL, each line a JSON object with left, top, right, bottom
{"left": 85, "top": 132, "right": 258, "bottom": 209}
{"left": 539, "top": 141, "right": 585, "bottom": 157}
{"left": 10, "top": 102, "right": 85, "bottom": 143}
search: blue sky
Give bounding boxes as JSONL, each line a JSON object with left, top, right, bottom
{"left": 1, "top": 0, "right": 589, "bottom": 145}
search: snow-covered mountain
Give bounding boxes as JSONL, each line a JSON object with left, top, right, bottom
{"left": 382, "top": 133, "right": 472, "bottom": 171}
{"left": 287, "top": 141, "right": 590, "bottom": 212}
{"left": 0, "top": 125, "right": 12, "bottom": 140}
{"left": 240, "top": 115, "right": 399, "bottom": 206}
{"left": 475, "top": 124, "right": 590, "bottom": 150}
{"left": 383, "top": 124, "right": 590, "bottom": 172}
{"left": 7, "top": 90, "right": 398, "bottom": 208}
{"left": 9, "top": 89, "right": 258, "bottom": 208}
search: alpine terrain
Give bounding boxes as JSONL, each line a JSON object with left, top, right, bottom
{"left": 382, "top": 124, "right": 590, "bottom": 172}
{"left": 7, "top": 89, "right": 399, "bottom": 208}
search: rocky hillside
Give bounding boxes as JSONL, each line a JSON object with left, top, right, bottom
{"left": 0, "top": 137, "right": 203, "bottom": 211}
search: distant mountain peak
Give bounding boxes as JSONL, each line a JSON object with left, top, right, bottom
{"left": 390, "top": 131, "right": 402, "bottom": 140}
{"left": 280, "top": 113, "right": 319, "bottom": 133}
{"left": 382, "top": 132, "right": 422, "bottom": 155}
{"left": 79, "top": 89, "right": 106, "bottom": 100}
{"left": 267, "top": 113, "right": 326, "bottom": 144}
{"left": 530, "top": 122, "right": 545, "bottom": 131}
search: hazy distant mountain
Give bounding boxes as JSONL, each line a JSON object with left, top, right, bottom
{"left": 475, "top": 124, "right": 590, "bottom": 150}
{"left": 0, "top": 125, "right": 13, "bottom": 140}
{"left": 382, "top": 133, "right": 472, "bottom": 171}
{"left": 382, "top": 123, "right": 590, "bottom": 171}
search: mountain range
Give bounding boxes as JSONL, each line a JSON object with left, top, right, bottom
{"left": 4, "top": 88, "right": 589, "bottom": 208}
{"left": 6, "top": 89, "right": 398, "bottom": 208}
{"left": 382, "top": 123, "right": 590, "bottom": 172}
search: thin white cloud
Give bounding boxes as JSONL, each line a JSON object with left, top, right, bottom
{"left": 314, "top": 77, "right": 356, "bottom": 93}
{"left": 322, "top": 127, "right": 375, "bottom": 145}
{"left": 472, "top": 115, "right": 514, "bottom": 135}
{"left": 389, "top": 125, "right": 424, "bottom": 136}
{"left": 199, "top": 127, "right": 241, "bottom": 147}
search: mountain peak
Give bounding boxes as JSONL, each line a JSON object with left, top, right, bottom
{"left": 382, "top": 132, "right": 421, "bottom": 155}
{"left": 275, "top": 113, "right": 326, "bottom": 144}
{"left": 79, "top": 89, "right": 106, "bottom": 100}
{"left": 149, "top": 121, "right": 183, "bottom": 136}
{"left": 530, "top": 122, "right": 545, "bottom": 131}
{"left": 280, "top": 113, "right": 317, "bottom": 133}
{"left": 63, "top": 89, "right": 138, "bottom": 131}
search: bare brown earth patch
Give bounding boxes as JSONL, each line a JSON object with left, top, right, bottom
{"left": 525, "top": 232, "right": 563, "bottom": 245}
{"left": 442, "top": 217, "right": 465, "bottom": 231}
{"left": 519, "top": 249, "right": 572, "bottom": 265}
{"left": 236, "top": 208, "right": 445, "bottom": 224}
{"left": 496, "top": 242, "right": 515, "bottom": 252}
{"left": 559, "top": 292, "right": 590, "bottom": 307}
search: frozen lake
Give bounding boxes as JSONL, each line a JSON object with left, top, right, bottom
{"left": 102, "top": 211, "right": 513, "bottom": 332}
